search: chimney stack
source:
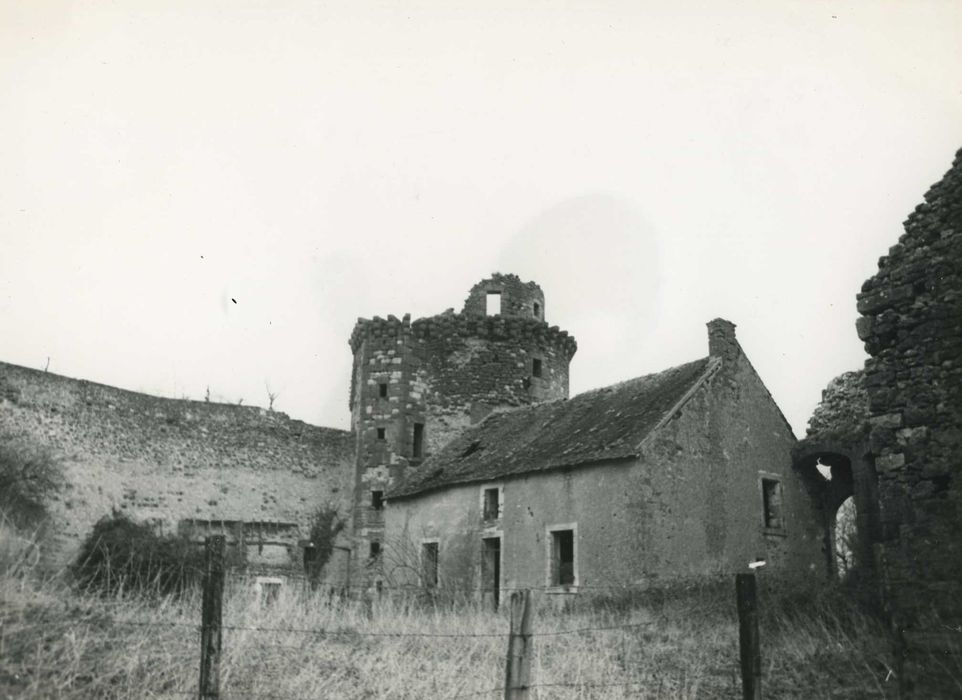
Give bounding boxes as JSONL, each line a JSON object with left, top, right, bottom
{"left": 707, "top": 318, "right": 739, "bottom": 365}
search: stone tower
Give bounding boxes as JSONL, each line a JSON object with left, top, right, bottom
{"left": 347, "top": 273, "right": 577, "bottom": 578}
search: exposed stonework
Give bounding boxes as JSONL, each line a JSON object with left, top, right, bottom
{"left": 805, "top": 370, "right": 869, "bottom": 443}
{"left": 856, "top": 148, "right": 962, "bottom": 696}
{"left": 0, "top": 361, "right": 354, "bottom": 576}
{"left": 793, "top": 370, "right": 878, "bottom": 582}
{"left": 347, "top": 274, "right": 577, "bottom": 578}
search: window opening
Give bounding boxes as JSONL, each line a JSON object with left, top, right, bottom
{"left": 532, "top": 358, "right": 543, "bottom": 378}
{"left": 533, "top": 302, "right": 541, "bottom": 318}
{"left": 762, "top": 478, "right": 783, "bottom": 529}
{"left": 378, "top": 383, "right": 388, "bottom": 398}
{"left": 371, "top": 490, "right": 384, "bottom": 510}
{"left": 376, "top": 427, "right": 386, "bottom": 440}
{"left": 482, "top": 537, "right": 501, "bottom": 610}
{"left": 551, "top": 529, "right": 575, "bottom": 586}
{"left": 486, "top": 291, "right": 502, "bottom": 316}
{"left": 413, "top": 423, "right": 425, "bottom": 460}
{"left": 369, "top": 541, "right": 381, "bottom": 560}
{"left": 422, "top": 542, "right": 439, "bottom": 588}
{"left": 482, "top": 488, "right": 499, "bottom": 520}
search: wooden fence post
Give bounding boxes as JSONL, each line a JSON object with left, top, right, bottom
{"left": 199, "top": 535, "right": 226, "bottom": 700}
{"left": 504, "top": 589, "right": 537, "bottom": 700}
{"left": 735, "top": 573, "right": 762, "bottom": 700}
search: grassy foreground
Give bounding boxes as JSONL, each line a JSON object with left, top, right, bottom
{"left": 1, "top": 543, "right": 896, "bottom": 698}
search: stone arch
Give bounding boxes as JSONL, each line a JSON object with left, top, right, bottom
{"left": 792, "top": 440, "right": 878, "bottom": 580}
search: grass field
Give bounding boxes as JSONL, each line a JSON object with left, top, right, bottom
{"left": 1, "top": 532, "right": 897, "bottom": 699}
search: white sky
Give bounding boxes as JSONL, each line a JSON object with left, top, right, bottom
{"left": 2, "top": 1, "right": 960, "bottom": 435}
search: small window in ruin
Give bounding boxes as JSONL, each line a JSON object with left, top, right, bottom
{"left": 378, "top": 383, "right": 388, "bottom": 398}
{"left": 532, "top": 358, "right": 543, "bottom": 378}
{"left": 413, "top": 422, "right": 425, "bottom": 460}
{"left": 422, "top": 541, "right": 439, "bottom": 588}
{"left": 254, "top": 576, "right": 283, "bottom": 605}
{"left": 369, "top": 541, "right": 381, "bottom": 561}
{"left": 377, "top": 427, "right": 386, "bottom": 440}
{"left": 371, "top": 490, "right": 384, "bottom": 510}
{"left": 550, "top": 529, "right": 575, "bottom": 586}
{"left": 482, "top": 487, "right": 499, "bottom": 520}
{"left": 762, "top": 478, "right": 783, "bottom": 530}
{"left": 533, "top": 302, "right": 541, "bottom": 318}
{"left": 486, "top": 291, "right": 502, "bottom": 316}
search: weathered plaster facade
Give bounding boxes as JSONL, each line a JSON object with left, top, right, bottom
{"left": 0, "top": 361, "right": 354, "bottom": 576}
{"left": 385, "top": 320, "right": 823, "bottom": 594}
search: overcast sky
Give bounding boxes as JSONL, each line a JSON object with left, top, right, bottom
{"left": 2, "top": 1, "right": 960, "bottom": 436}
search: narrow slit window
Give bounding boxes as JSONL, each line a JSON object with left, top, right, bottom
{"left": 762, "top": 478, "right": 783, "bottom": 529}
{"left": 551, "top": 529, "right": 575, "bottom": 586}
{"left": 413, "top": 422, "right": 425, "bottom": 460}
{"left": 533, "top": 302, "right": 541, "bottom": 318}
{"left": 486, "top": 291, "right": 502, "bottom": 316}
{"left": 422, "top": 542, "right": 439, "bottom": 588}
{"left": 371, "top": 490, "right": 384, "bottom": 510}
{"left": 378, "top": 383, "right": 388, "bottom": 398}
{"left": 376, "top": 427, "right": 386, "bottom": 440}
{"left": 532, "top": 358, "right": 543, "bottom": 378}
{"left": 369, "top": 541, "right": 381, "bottom": 560}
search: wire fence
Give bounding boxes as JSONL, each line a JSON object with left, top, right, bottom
{"left": 1, "top": 537, "right": 768, "bottom": 699}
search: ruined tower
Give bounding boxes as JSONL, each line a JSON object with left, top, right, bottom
{"left": 348, "top": 273, "right": 577, "bottom": 578}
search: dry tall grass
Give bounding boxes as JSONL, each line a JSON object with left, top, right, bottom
{"left": 1, "top": 537, "right": 897, "bottom": 699}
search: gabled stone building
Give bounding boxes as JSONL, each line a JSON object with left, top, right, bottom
{"left": 381, "top": 315, "right": 824, "bottom": 597}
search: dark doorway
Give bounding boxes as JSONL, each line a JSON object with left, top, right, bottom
{"left": 482, "top": 537, "right": 501, "bottom": 610}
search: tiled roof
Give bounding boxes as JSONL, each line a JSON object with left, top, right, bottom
{"left": 388, "top": 357, "right": 716, "bottom": 499}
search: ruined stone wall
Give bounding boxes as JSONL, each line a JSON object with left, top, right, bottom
{"left": 0, "top": 361, "right": 355, "bottom": 577}
{"left": 461, "top": 273, "right": 546, "bottom": 320}
{"left": 347, "top": 305, "right": 576, "bottom": 573}
{"left": 855, "top": 148, "right": 962, "bottom": 696}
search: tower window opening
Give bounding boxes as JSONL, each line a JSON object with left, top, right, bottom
{"left": 486, "top": 292, "right": 502, "bottom": 316}
{"left": 376, "top": 427, "right": 386, "bottom": 440}
{"left": 533, "top": 302, "right": 541, "bottom": 318}
{"left": 369, "top": 541, "right": 381, "bottom": 560}
{"left": 371, "top": 490, "right": 384, "bottom": 510}
{"left": 532, "top": 358, "right": 543, "bottom": 378}
{"left": 378, "top": 383, "right": 388, "bottom": 398}
{"left": 413, "top": 422, "right": 425, "bottom": 460}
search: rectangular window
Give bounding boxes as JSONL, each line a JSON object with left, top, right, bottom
{"left": 422, "top": 541, "right": 439, "bottom": 588}
{"left": 376, "top": 427, "right": 386, "bottom": 440}
{"left": 532, "top": 358, "right": 542, "bottom": 378}
{"left": 486, "top": 291, "right": 502, "bottom": 316}
{"left": 533, "top": 302, "right": 541, "bottom": 319}
{"left": 550, "top": 529, "right": 575, "bottom": 586}
{"left": 482, "top": 536, "right": 501, "bottom": 609}
{"left": 371, "top": 490, "right": 384, "bottom": 510}
{"left": 762, "top": 477, "right": 783, "bottom": 529}
{"left": 369, "top": 541, "right": 381, "bottom": 560}
{"left": 482, "top": 487, "right": 499, "bottom": 520}
{"left": 413, "top": 422, "right": 425, "bottom": 460}
{"left": 378, "top": 383, "right": 388, "bottom": 398}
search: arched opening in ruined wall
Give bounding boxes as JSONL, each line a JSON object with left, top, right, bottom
{"left": 793, "top": 445, "right": 878, "bottom": 582}
{"left": 833, "top": 495, "right": 857, "bottom": 580}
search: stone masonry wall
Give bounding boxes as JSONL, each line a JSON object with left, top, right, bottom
{"left": 0, "top": 361, "right": 355, "bottom": 576}
{"left": 348, "top": 280, "right": 576, "bottom": 580}
{"left": 855, "top": 148, "right": 962, "bottom": 696}
{"left": 461, "top": 273, "right": 546, "bottom": 320}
